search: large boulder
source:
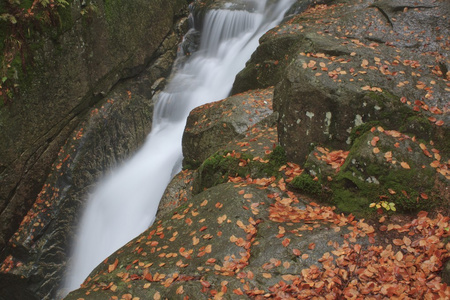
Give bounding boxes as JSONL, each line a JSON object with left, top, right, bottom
{"left": 182, "top": 88, "right": 274, "bottom": 168}
{"left": 327, "top": 128, "right": 449, "bottom": 215}
{"left": 64, "top": 182, "right": 370, "bottom": 300}
{"left": 233, "top": 0, "right": 449, "bottom": 165}
{"left": 231, "top": 0, "right": 449, "bottom": 216}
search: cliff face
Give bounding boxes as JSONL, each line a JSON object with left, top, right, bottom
{"left": 0, "top": 0, "right": 188, "bottom": 298}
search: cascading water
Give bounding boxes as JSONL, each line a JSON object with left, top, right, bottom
{"left": 63, "top": 0, "right": 294, "bottom": 294}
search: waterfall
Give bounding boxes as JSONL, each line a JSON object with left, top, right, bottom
{"left": 63, "top": 0, "right": 294, "bottom": 294}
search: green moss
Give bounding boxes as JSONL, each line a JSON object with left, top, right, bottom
{"left": 399, "top": 116, "right": 433, "bottom": 140}
{"left": 268, "top": 145, "right": 287, "bottom": 166}
{"left": 290, "top": 173, "right": 321, "bottom": 196}
{"left": 251, "top": 145, "right": 287, "bottom": 178}
{"left": 332, "top": 189, "right": 371, "bottom": 216}
{"left": 194, "top": 151, "right": 254, "bottom": 193}
{"left": 349, "top": 121, "right": 379, "bottom": 143}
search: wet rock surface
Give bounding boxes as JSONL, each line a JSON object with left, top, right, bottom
{"left": 0, "top": 0, "right": 189, "bottom": 298}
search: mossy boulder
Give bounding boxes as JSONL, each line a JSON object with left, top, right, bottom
{"left": 260, "top": 0, "right": 450, "bottom": 166}
{"left": 331, "top": 128, "right": 448, "bottom": 215}
{"left": 182, "top": 88, "right": 274, "bottom": 169}
{"left": 192, "top": 147, "right": 287, "bottom": 195}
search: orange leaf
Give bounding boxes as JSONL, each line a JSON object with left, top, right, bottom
{"left": 400, "top": 162, "right": 410, "bottom": 169}
{"left": 308, "top": 243, "right": 316, "bottom": 250}
{"left": 176, "top": 285, "right": 184, "bottom": 294}
{"left": 430, "top": 161, "right": 440, "bottom": 168}
{"left": 393, "top": 239, "right": 404, "bottom": 246}
{"left": 292, "top": 248, "right": 301, "bottom": 256}
{"left": 282, "top": 238, "right": 290, "bottom": 247}
{"left": 108, "top": 258, "right": 119, "bottom": 273}
{"left": 370, "top": 136, "right": 380, "bottom": 146}
{"left": 233, "top": 289, "right": 244, "bottom": 295}
{"left": 154, "top": 291, "right": 161, "bottom": 300}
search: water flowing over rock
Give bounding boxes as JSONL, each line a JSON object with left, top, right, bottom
{"left": 62, "top": 0, "right": 295, "bottom": 296}
{"left": 0, "top": 0, "right": 188, "bottom": 298}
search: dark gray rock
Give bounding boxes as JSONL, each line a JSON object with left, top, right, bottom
{"left": 182, "top": 88, "right": 274, "bottom": 169}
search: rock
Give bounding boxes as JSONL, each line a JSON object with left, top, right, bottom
{"left": 232, "top": 0, "right": 449, "bottom": 166}
{"left": 330, "top": 128, "right": 448, "bottom": 214}
{"left": 64, "top": 182, "right": 368, "bottom": 300}
{"left": 182, "top": 88, "right": 274, "bottom": 168}
{"left": 0, "top": 1, "right": 189, "bottom": 298}
{"left": 156, "top": 170, "right": 196, "bottom": 220}
{"left": 0, "top": 0, "right": 188, "bottom": 251}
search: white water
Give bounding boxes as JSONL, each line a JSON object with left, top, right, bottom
{"left": 63, "top": 0, "right": 294, "bottom": 294}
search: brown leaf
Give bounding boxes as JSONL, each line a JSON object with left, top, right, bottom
{"left": 108, "top": 258, "right": 119, "bottom": 273}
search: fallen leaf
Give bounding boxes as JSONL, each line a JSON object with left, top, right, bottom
{"left": 108, "top": 258, "right": 119, "bottom": 273}
{"left": 400, "top": 162, "right": 410, "bottom": 169}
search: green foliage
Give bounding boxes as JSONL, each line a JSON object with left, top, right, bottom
{"left": 370, "top": 200, "right": 396, "bottom": 212}
{"left": 290, "top": 173, "right": 321, "bottom": 195}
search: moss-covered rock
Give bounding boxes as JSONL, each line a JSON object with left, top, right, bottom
{"left": 182, "top": 88, "right": 274, "bottom": 169}
{"left": 331, "top": 128, "right": 447, "bottom": 215}
{"left": 290, "top": 173, "right": 322, "bottom": 196}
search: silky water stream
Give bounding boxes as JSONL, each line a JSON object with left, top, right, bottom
{"left": 63, "top": 0, "right": 294, "bottom": 293}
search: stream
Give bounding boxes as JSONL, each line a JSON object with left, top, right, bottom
{"left": 63, "top": 0, "right": 294, "bottom": 294}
